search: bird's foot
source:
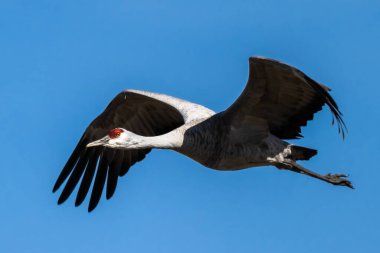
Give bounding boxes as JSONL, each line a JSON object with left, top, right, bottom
{"left": 324, "top": 173, "right": 354, "bottom": 189}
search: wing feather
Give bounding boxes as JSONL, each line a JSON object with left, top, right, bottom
{"left": 106, "top": 149, "right": 123, "bottom": 200}
{"left": 54, "top": 91, "right": 186, "bottom": 211}
{"left": 57, "top": 149, "right": 92, "bottom": 205}
{"left": 75, "top": 149, "right": 99, "bottom": 206}
{"left": 223, "top": 57, "right": 346, "bottom": 140}
{"left": 88, "top": 153, "right": 108, "bottom": 212}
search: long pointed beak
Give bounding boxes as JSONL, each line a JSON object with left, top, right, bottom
{"left": 86, "top": 138, "right": 108, "bottom": 148}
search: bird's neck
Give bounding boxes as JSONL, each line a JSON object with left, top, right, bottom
{"left": 128, "top": 131, "right": 183, "bottom": 150}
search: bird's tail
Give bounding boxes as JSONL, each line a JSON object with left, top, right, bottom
{"left": 289, "top": 145, "right": 317, "bottom": 161}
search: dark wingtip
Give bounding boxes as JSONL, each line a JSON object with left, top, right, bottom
{"left": 53, "top": 135, "right": 87, "bottom": 193}
{"left": 52, "top": 176, "right": 65, "bottom": 194}
{"left": 88, "top": 190, "right": 101, "bottom": 212}
{"left": 88, "top": 203, "right": 97, "bottom": 212}
{"left": 57, "top": 194, "right": 67, "bottom": 205}
{"left": 303, "top": 74, "right": 348, "bottom": 140}
{"left": 87, "top": 199, "right": 100, "bottom": 213}
{"left": 106, "top": 189, "right": 115, "bottom": 200}
{"left": 106, "top": 176, "right": 117, "bottom": 200}
{"left": 52, "top": 183, "right": 60, "bottom": 193}
{"left": 74, "top": 198, "right": 82, "bottom": 207}
{"left": 87, "top": 154, "right": 108, "bottom": 213}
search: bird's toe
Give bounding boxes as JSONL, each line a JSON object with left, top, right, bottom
{"left": 325, "top": 173, "right": 354, "bottom": 189}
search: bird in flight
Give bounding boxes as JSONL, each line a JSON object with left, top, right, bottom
{"left": 53, "top": 56, "right": 352, "bottom": 212}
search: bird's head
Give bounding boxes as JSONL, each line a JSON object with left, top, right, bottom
{"left": 86, "top": 128, "right": 141, "bottom": 149}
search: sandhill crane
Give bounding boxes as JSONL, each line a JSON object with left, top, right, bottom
{"left": 53, "top": 56, "right": 352, "bottom": 212}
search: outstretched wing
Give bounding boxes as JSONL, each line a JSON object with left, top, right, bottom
{"left": 53, "top": 90, "right": 202, "bottom": 212}
{"left": 223, "top": 56, "right": 346, "bottom": 140}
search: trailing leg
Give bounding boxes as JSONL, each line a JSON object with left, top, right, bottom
{"left": 277, "top": 159, "right": 353, "bottom": 188}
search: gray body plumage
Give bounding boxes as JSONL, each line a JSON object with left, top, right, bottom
{"left": 175, "top": 114, "right": 288, "bottom": 170}
{"left": 53, "top": 56, "right": 352, "bottom": 212}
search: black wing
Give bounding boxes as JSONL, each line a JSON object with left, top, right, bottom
{"left": 53, "top": 91, "right": 185, "bottom": 212}
{"left": 223, "top": 56, "right": 346, "bottom": 140}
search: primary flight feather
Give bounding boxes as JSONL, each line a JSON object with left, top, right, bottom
{"left": 53, "top": 56, "right": 351, "bottom": 212}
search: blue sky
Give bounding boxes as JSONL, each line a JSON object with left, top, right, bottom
{"left": 1, "top": 0, "right": 379, "bottom": 252}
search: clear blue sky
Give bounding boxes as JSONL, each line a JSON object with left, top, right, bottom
{"left": 1, "top": 0, "right": 379, "bottom": 252}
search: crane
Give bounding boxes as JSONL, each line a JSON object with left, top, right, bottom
{"left": 53, "top": 56, "right": 352, "bottom": 212}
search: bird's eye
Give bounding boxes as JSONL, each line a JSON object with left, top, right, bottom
{"left": 108, "top": 128, "right": 124, "bottom": 139}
